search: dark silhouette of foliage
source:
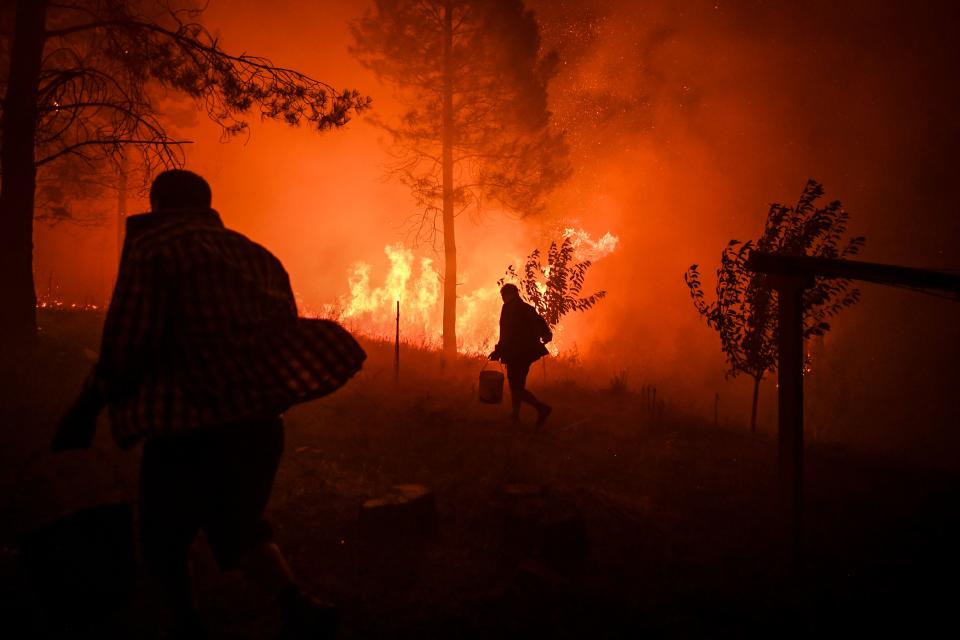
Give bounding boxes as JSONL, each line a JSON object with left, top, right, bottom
{"left": 351, "top": 0, "right": 569, "bottom": 357}
{"left": 0, "top": 0, "right": 370, "bottom": 351}
{"left": 684, "top": 179, "right": 865, "bottom": 432}
{"left": 33, "top": 153, "right": 112, "bottom": 226}
{"left": 29, "top": 0, "right": 370, "bottom": 170}
{"left": 499, "top": 235, "right": 606, "bottom": 329}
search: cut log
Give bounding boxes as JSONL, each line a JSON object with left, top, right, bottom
{"left": 358, "top": 484, "right": 438, "bottom": 544}
{"left": 356, "top": 484, "right": 438, "bottom": 588}
{"left": 494, "top": 484, "right": 546, "bottom": 565}
{"left": 539, "top": 506, "right": 589, "bottom": 574}
{"left": 494, "top": 485, "right": 590, "bottom": 576}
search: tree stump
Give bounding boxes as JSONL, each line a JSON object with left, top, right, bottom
{"left": 539, "top": 505, "right": 589, "bottom": 575}
{"left": 356, "top": 484, "right": 438, "bottom": 588}
{"left": 494, "top": 484, "right": 590, "bottom": 576}
{"left": 494, "top": 484, "right": 546, "bottom": 566}
{"left": 358, "top": 484, "right": 438, "bottom": 545}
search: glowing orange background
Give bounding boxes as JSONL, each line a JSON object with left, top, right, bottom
{"left": 34, "top": 0, "right": 960, "bottom": 458}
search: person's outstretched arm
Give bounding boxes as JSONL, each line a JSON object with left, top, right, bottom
{"left": 53, "top": 242, "right": 167, "bottom": 450}
{"left": 489, "top": 307, "right": 506, "bottom": 360}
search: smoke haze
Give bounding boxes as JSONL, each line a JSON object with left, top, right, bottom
{"left": 35, "top": 0, "right": 959, "bottom": 463}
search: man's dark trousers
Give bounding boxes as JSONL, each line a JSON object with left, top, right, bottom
{"left": 506, "top": 361, "right": 541, "bottom": 417}
{"left": 139, "top": 416, "right": 284, "bottom": 611}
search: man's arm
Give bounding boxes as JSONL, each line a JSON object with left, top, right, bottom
{"left": 489, "top": 307, "right": 505, "bottom": 360}
{"left": 52, "top": 241, "right": 167, "bottom": 450}
{"left": 96, "top": 244, "right": 168, "bottom": 398}
{"left": 51, "top": 375, "right": 104, "bottom": 451}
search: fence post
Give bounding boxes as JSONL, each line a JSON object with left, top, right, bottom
{"left": 394, "top": 300, "right": 400, "bottom": 383}
{"left": 773, "top": 274, "right": 812, "bottom": 562}
{"left": 714, "top": 392, "right": 719, "bottom": 429}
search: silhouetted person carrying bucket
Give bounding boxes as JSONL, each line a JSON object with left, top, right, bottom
{"left": 53, "top": 169, "right": 365, "bottom": 638}
{"left": 489, "top": 283, "right": 553, "bottom": 426}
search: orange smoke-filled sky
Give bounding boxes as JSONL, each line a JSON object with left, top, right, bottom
{"left": 36, "top": 0, "right": 959, "bottom": 452}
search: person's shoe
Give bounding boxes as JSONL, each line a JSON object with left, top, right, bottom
{"left": 278, "top": 589, "right": 339, "bottom": 640}
{"left": 535, "top": 403, "right": 552, "bottom": 428}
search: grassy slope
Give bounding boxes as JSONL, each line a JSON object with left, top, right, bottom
{"left": 1, "top": 310, "right": 958, "bottom": 637}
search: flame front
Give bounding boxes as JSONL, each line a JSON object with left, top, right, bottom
{"left": 337, "top": 243, "right": 499, "bottom": 354}
{"left": 337, "top": 229, "right": 619, "bottom": 355}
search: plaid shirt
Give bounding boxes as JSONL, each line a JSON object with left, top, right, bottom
{"left": 96, "top": 209, "right": 365, "bottom": 448}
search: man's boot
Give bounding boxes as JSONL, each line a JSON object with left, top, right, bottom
{"left": 535, "top": 402, "right": 552, "bottom": 428}
{"left": 278, "top": 587, "right": 338, "bottom": 640}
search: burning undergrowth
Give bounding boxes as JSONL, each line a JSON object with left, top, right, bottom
{"left": 328, "top": 227, "right": 620, "bottom": 354}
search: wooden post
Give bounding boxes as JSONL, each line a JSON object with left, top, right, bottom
{"left": 746, "top": 251, "right": 960, "bottom": 565}
{"left": 652, "top": 386, "right": 657, "bottom": 424}
{"left": 394, "top": 300, "right": 400, "bottom": 383}
{"left": 772, "top": 274, "right": 813, "bottom": 560}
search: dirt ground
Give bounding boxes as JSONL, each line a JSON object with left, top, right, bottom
{"left": 2, "top": 310, "right": 958, "bottom": 638}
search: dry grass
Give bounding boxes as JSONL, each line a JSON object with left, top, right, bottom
{"left": 1, "top": 310, "right": 959, "bottom": 637}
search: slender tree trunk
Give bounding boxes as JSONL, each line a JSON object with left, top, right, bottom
{"left": 0, "top": 0, "right": 47, "bottom": 356}
{"left": 116, "top": 151, "right": 128, "bottom": 266}
{"left": 750, "top": 375, "right": 761, "bottom": 434}
{"left": 440, "top": 0, "right": 457, "bottom": 360}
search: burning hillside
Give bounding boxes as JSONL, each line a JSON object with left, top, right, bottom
{"left": 333, "top": 228, "right": 619, "bottom": 354}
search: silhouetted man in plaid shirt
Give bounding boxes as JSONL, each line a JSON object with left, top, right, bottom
{"left": 55, "top": 169, "right": 364, "bottom": 638}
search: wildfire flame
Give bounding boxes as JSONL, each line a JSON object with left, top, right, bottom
{"left": 336, "top": 228, "right": 620, "bottom": 354}
{"left": 340, "top": 244, "right": 445, "bottom": 340}
{"left": 563, "top": 227, "right": 620, "bottom": 261}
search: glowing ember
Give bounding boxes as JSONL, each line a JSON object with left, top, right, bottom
{"left": 36, "top": 296, "right": 101, "bottom": 312}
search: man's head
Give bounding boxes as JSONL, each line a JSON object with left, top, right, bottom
{"left": 500, "top": 283, "right": 520, "bottom": 303}
{"left": 149, "top": 169, "right": 212, "bottom": 212}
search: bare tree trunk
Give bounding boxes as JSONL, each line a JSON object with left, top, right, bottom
{"left": 116, "top": 151, "right": 128, "bottom": 266}
{"left": 750, "top": 376, "right": 761, "bottom": 434}
{"left": 440, "top": 0, "right": 457, "bottom": 360}
{"left": 0, "top": 0, "right": 47, "bottom": 356}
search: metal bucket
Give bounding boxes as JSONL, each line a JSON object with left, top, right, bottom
{"left": 479, "top": 368, "right": 505, "bottom": 404}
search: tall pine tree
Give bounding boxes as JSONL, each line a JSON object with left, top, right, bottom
{"left": 351, "top": 0, "right": 568, "bottom": 358}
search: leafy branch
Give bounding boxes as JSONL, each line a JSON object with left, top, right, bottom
{"left": 499, "top": 235, "right": 607, "bottom": 329}
{"left": 684, "top": 179, "right": 866, "bottom": 431}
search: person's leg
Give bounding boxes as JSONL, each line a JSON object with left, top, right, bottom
{"left": 139, "top": 434, "right": 206, "bottom": 635}
{"left": 507, "top": 361, "right": 551, "bottom": 426}
{"left": 236, "top": 541, "right": 337, "bottom": 640}
{"left": 506, "top": 362, "right": 530, "bottom": 419}
{"left": 203, "top": 417, "right": 286, "bottom": 580}
{"left": 204, "top": 417, "right": 337, "bottom": 638}
{"left": 236, "top": 540, "right": 297, "bottom": 596}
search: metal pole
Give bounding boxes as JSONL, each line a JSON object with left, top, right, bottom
{"left": 394, "top": 300, "right": 400, "bottom": 383}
